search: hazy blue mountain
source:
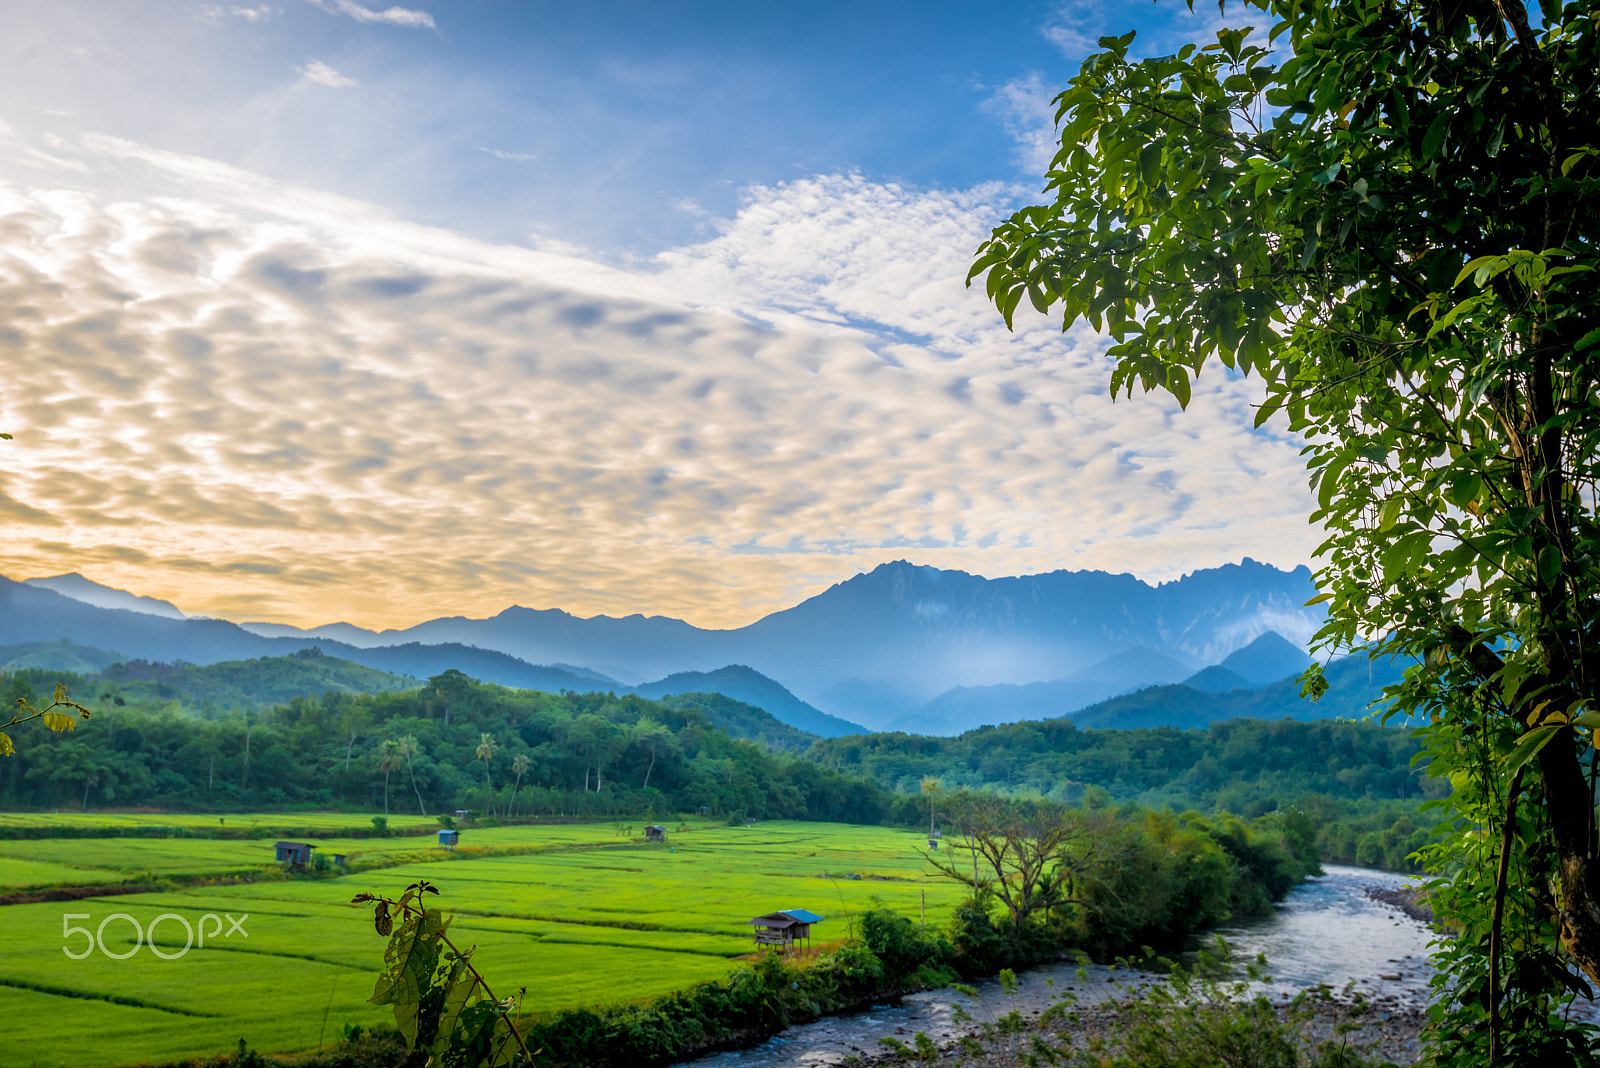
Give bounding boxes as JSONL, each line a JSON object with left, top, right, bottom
{"left": 1070, "top": 654, "right": 1409, "bottom": 730}
{"left": 4, "top": 557, "right": 1325, "bottom": 733}
{"left": 888, "top": 679, "right": 1123, "bottom": 736}
{"left": 632, "top": 665, "right": 864, "bottom": 738}
{"left": 1183, "top": 665, "right": 1256, "bottom": 693}
{"left": 1219, "top": 630, "right": 1313, "bottom": 685}
{"left": 1064, "top": 646, "right": 1199, "bottom": 687}
{"left": 887, "top": 647, "right": 1197, "bottom": 736}
{"left": 239, "top": 619, "right": 391, "bottom": 648}
{"left": 0, "top": 639, "right": 127, "bottom": 675}
{"left": 0, "top": 577, "right": 612, "bottom": 697}
{"left": 24, "top": 573, "right": 188, "bottom": 619}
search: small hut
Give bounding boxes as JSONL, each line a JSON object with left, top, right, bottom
{"left": 275, "top": 841, "right": 315, "bottom": 867}
{"left": 645, "top": 825, "right": 667, "bottom": 843}
{"left": 438, "top": 829, "right": 460, "bottom": 849}
{"left": 747, "top": 909, "right": 824, "bottom": 953}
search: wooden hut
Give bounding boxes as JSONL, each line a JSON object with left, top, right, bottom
{"left": 438, "top": 829, "right": 460, "bottom": 849}
{"left": 275, "top": 841, "right": 315, "bottom": 867}
{"left": 746, "top": 909, "right": 824, "bottom": 953}
{"left": 645, "top": 825, "right": 667, "bottom": 843}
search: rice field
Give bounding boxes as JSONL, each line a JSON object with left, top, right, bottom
{"left": 0, "top": 812, "right": 440, "bottom": 835}
{"left": 0, "top": 819, "right": 960, "bottom": 1067}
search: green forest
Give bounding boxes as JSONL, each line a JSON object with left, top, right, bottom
{"left": 0, "top": 652, "right": 1434, "bottom": 871}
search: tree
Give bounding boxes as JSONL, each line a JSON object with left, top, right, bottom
{"left": 397, "top": 733, "right": 428, "bottom": 817}
{"left": 928, "top": 792, "right": 1106, "bottom": 938}
{"left": 475, "top": 732, "right": 499, "bottom": 814}
{"left": 428, "top": 669, "right": 474, "bottom": 727}
{"left": 378, "top": 739, "right": 400, "bottom": 817}
{"left": 509, "top": 752, "right": 530, "bottom": 816}
{"left": 632, "top": 716, "right": 675, "bottom": 791}
{"left": 341, "top": 703, "right": 370, "bottom": 771}
{"left": 969, "top": 0, "right": 1600, "bottom": 1059}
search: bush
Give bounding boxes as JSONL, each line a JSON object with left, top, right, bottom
{"left": 860, "top": 908, "right": 947, "bottom": 977}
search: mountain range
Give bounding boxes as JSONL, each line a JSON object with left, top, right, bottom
{"left": 5, "top": 559, "right": 1331, "bottom": 735}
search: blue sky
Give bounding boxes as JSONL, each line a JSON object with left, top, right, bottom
{"left": 0, "top": 0, "right": 1309, "bottom": 628}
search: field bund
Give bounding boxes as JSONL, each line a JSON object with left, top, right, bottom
{"left": 0, "top": 815, "right": 962, "bottom": 1067}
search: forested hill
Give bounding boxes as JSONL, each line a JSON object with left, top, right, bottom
{"left": 94, "top": 648, "right": 420, "bottom": 709}
{"left": 806, "top": 715, "right": 1433, "bottom": 815}
{"left": 0, "top": 668, "right": 884, "bottom": 822}
{"left": 1068, "top": 654, "right": 1409, "bottom": 731}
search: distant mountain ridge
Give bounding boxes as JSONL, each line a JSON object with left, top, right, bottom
{"left": 9, "top": 558, "right": 1325, "bottom": 734}
{"left": 220, "top": 558, "right": 1322, "bottom": 729}
{"left": 631, "top": 665, "right": 864, "bottom": 737}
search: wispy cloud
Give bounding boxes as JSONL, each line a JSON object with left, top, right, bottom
{"left": 0, "top": 132, "right": 1315, "bottom": 630}
{"left": 477, "top": 147, "right": 535, "bottom": 162}
{"left": 1042, "top": 0, "right": 1108, "bottom": 59}
{"left": 981, "top": 75, "right": 1060, "bottom": 175}
{"left": 197, "top": 4, "right": 277, "bottom": 21}
{"left": 298, "top": 59, "right": 360, "bottom": 88}
{"left": 308, "top": 0, "right": 435, "bottom": 29}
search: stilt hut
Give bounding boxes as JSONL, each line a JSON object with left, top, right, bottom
{"left": 746, "top": 909, "right": 824, "bottom": 953}
{"left": 275, "top": 841, "right": 315, "bottom": 868}
{"left": 645, "top": 825, "right": 667, "bottom": 843}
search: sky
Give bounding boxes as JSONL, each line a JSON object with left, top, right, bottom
{"left": 0, "top": 0, "right": 1313, "bottom": 630}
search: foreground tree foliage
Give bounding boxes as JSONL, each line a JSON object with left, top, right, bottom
{"left": 970, "top": 0, "right": 1600, "bottom": 1061}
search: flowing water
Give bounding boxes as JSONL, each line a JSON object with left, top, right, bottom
{"left": 685, "top": 866, "right": 1434, "bottom": 1068}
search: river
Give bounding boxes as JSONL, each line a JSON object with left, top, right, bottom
{"left": 685, "top": 866, "right": 1433, "bottom": 1068}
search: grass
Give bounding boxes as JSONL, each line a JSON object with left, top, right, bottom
{"left": 0, "top": 812, "right": 440, "bottom": 835}
{"left": 0, "top": 819, "right": 961, "bottom": 1067}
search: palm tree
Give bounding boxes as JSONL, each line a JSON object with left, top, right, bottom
{"left": 476, "top": 733, "right": 499, "bottom": 815}
{"left": 396, "top": 734, "right": 427, "bottom": 817}
{"left": 377, "top": 739, "right": 400, "bottom": 816}
{"left": 509, "top": 752, "right": 530, "bottom": 817}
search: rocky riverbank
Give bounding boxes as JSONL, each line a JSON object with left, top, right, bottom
{"left": 832, "top": 991, "right": 1427, "bottom": 1066}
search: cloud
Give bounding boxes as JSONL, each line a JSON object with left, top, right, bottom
{"left": 1042, "top": 0, "right": 1109, "bottom": 59}
{"left": 196, "top": 4, "right": 276, "bottom": 21}
{"left": 298, "top": 59, "right": 360, "bottom": 89}
{"left": 308, "top": 0, "right": 435, "bottom": 29}
{"left": 981, "top": 76, "right": 1060, "bottom": 175}
{"left": 0, "top": 132, "right": 1316, "bottom": 630}
{"left": 478, "top": 147, "right": 535, "bottom": 162}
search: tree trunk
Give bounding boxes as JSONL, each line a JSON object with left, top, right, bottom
{"left": 384, "top": 770, "right": 390, "bottom": 816}
{"left": 643, "top": 750, "right": 656, "bottom": 790}
{"left": 82, "top": 778, "right": 92, "bottom": 812}
{"left": 1537, "top": 734, "right": 1600, "bottom": 985}
{"left": 409, "top": 763, "right": 427, "bottom": 817}
{"left": 346, "top": 733, "right": 357, "bottom": 771}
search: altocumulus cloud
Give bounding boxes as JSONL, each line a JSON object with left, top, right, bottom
{"left": 0, "top": 132, "right": 1316, "bottom": 629}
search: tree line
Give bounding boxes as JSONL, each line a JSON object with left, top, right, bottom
{"left": 0, "top": 668, "right": 889, "bottom": 823}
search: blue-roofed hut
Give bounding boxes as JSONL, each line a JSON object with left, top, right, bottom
{"left": 747, "top": 909, "right": 824, "bottom": 953}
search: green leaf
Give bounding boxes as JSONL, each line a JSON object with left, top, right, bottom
{"left": 1453, "top": 255, "right": 1499, "bottom": 289}
{"left": 431, "top": 954, "right": 479, "bottom": 1058}
{"left": 1379, "top": 496, "right": 1403, "bottom": 531}
{"left": 1505, "top": 724, "right": 1563, "bottom": 777}
{"left": 1421, "top": 111, "right": 1451, "bottom": 159}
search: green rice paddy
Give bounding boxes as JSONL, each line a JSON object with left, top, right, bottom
{"left": 0, "top": 818, "right": 959, "bottom": 1067}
